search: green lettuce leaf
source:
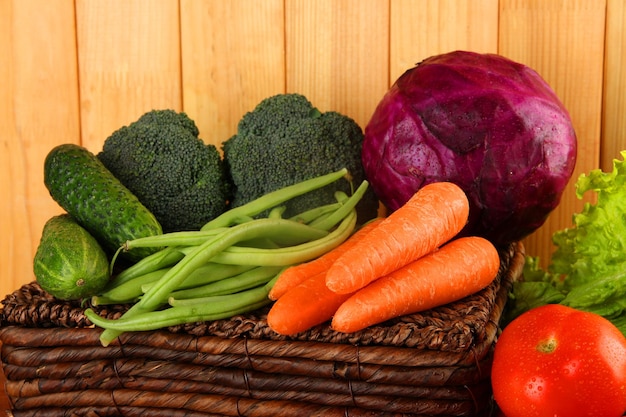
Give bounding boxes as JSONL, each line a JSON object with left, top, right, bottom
{"left": 507, "top": 150, "right": 626, "bottom": 335}
{"left": 562, "top": 269, "right": 626, "bottom": 312}
{"left": 551, "top": 150, "right": 626, "bottom": 287}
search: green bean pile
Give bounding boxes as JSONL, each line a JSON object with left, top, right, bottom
{"left": 84, "top": 169, "right": 368, "bottom": 346}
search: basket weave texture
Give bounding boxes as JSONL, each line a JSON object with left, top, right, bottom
{"left": 0, "top": 242, "right": 524, "bottom": 417}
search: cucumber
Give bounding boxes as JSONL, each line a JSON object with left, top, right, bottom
{"left": 44, "top": 143, "right": 162, "bottom": 262}
{"left": 34, "top": 214, "right": 110, "bottom": 300}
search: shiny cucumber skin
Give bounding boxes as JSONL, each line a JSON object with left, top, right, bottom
{"left": 44, "top": 143, "right": 163, "bottom": 262}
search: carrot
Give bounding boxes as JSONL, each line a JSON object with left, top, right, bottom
{"left": 330, "top": 236, "right": 500, "bottom": 333}
{"left": 268, "top": 218, "right": 384, "bottom": 301}
{"left": 267, "top": 271, "right": 354, "bottom": 335}
{"left": 325, "top": 182, "right": 469, "bottom": 295}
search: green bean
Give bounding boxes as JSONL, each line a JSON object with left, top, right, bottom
{"left": 268, "top": 206, "right": 286, "bottom": 219}
{"left": 94, "top": 267, "right": 170, "bottom": 305}
{"left": 90, "top": 217, "right": 335, "bottom": 346}
{"left": 169, "top": 266, "right": 283, "bottom": 300}
{"left": 268, "top": 231, "right": 330, "bottom": 247}
{"left": 85, "top": 286, "right": 271, "bottom": 332}
{"left": 123, "top": 219, "right": 328, "bottom": 251}
{"left": 161, "top": 209, "right": 357, "bottom": 267}
{"left": 109, "top": 246, "right": 185, "bottom": 287}
{"left": 309, "top": 180, "right": 369, "bottom": 230}
{"left": 167, "top": 290, "right": 262, "bottom": 307}
{"left": 202, "top": 211, "right": 357, "bottom": 266}
{"left": 141, "top": 263, "right": 255, "bottom": 293}
{"left": 87, "top": 171, "right": 365, "bottom": 345}
{"left": 120, "top": 228, "right": 229, "bottom": 249}
{"left": 200, "top": 168, "right": 349, "bottom": 230}
{"left": 263, "top": 272, "right": 280, "bottom": 293}
{"left": 237, "top": 237, "right": 281, "bottom": 249}
{"left": 95, "top": 263, "right": 257, "bottom": 305}
{"left": 288, "top": 201, "right": 342, "bottom": 224}
{"left": 89, "top": 295, "right": 128, "bottom": 306}
{"left": 230, "top": 215, "right": 255, "bottom": 224}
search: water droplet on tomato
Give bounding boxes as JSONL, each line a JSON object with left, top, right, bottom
{"left": 563, "top": 359, "right": 579, "bottom": 377}
{"left": 524, "top": 376, "right": 547, "bottom": 400}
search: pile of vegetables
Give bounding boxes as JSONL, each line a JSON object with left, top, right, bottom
{"left": 490, "top": 154, "right": 626, "bottom": 417}
{"left": 43, "top": 143, "right": 163, "bottom": 263}
{"left": 27, "top": 49, "right": 626, "bottom": 416}
{"left": 267, "top": 181, "right": 500, "bottom": 335}
{"left": 84, "top": 169, "right": 367, "bottom": 346}
{"left": 505, "top": 151, "right": 626, "bottom": 335}
{"left": 34, "top": 95, "right": 378, "bottom": 304}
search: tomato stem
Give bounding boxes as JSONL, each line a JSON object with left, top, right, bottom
{"left": 536, "top": 337, "right": 558, "bottom": 354}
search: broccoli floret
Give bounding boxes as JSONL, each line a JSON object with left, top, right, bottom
{"left": 135, "top": 108, "right": 200, "bottom": 136}
{"left": 98, "top": 109, "right": 232, "bottom": 232}
{"left": 222, "top": 94, "right": 379, "bottom": 222}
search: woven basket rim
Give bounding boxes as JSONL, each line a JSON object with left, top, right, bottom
{"left": 1, "top": 242, "right": 524, "bottom": 355}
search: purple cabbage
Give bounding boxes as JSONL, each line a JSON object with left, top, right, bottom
{"left": 362, "top": 51, "right": 577, "bottom": 244}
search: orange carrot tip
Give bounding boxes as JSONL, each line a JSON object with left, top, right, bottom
{"left": 325, "top": 182, "right": 470, "bottom": 295}
{"left": 330, "top": 236, "right": 500, "bottom": 334}
{"left": 268, "top": 218, "right": 384, "bottom": 301}
{"left": 267, "top": 271, "right": 353, "bottom": 336}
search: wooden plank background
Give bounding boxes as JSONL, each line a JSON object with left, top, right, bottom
{"left": 1, "top": 0, "right": 622, "bottom": 298}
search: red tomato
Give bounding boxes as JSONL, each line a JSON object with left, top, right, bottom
{"left": 491, "top": 304, "right": 626, "bottom": 417}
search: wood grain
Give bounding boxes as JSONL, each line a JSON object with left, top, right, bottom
{"left": 1, "top": 0, "right": 79, "bottom": 297}
{"left": 285, "top": 0, "right": 390, "bottom": 128}
{"left": 602, "top": 0, "right": 626, "bottom": 171}
{"left": 181, "top": 0, "right": 285, "bottom": 146}
{"left": 499, "top": 0, "right": 607, "bottom": 264}
{"left": 390, "top": 0, "right": 499, "bottom": 82}
{"left": 75, "top": 0, "right": 182, "bottom": 151}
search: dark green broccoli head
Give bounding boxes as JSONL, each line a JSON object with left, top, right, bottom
{"left": 223, "top": 94, "right": 379, "bottom": 222}
{"left": 237, "top": 93, "right": 319, "bottom": 137}
{"left": 98, "top": 110, "right": 232, "bottom": 232}
{"left": 135, "top": 109, "right": 200, "bottom": 137}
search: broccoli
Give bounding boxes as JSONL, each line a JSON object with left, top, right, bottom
{"left": 222, "top": 93, "right": 379, "bottom": 222}
{"left": 98, "top": 109, "right": 232, "bottom": 233}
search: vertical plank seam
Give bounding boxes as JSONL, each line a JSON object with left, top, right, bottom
{"left": 178, "top": 0, "right": 185, "bottom": 112}
{"left": 283, "top": 0, "right": 288, "bottom": 94}
{"left": 600, "top": 0, "right": 610, "bottom": 170}
{"left": 386, "top": 0, "right": 392, "bottom": 88}
{"left": 496, "top": 0, "right": 502, "bottom": 55}
{"left": 73, "top": 0, "right": 83, "bottom": 147}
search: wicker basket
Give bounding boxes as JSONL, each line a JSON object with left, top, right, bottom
{"left": 0, "top": 242, "right": 524, "bottom": 417}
